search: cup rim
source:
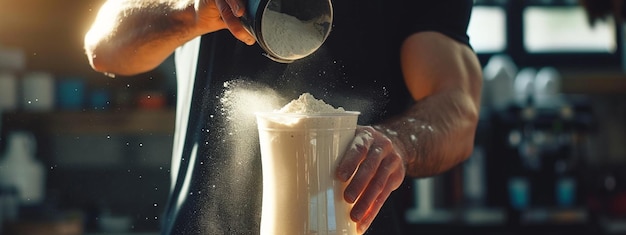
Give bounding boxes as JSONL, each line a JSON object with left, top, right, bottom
{"left": 255, "top": 111, "right": 360, "bottom": 117}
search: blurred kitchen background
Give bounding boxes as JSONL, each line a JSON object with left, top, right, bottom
{"left": 1, "top": 0, "right": 626, "bottom": 234}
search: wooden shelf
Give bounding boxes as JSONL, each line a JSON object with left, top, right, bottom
{"left": 561, "top": 71, "right": 626, "bottom": 94}
{"left": 2, "top": 109, "right": 176, "bottom": 135}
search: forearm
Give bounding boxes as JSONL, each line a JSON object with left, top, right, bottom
{"left": 84, "top": 0, "right": 202, "bottom": 76}
{"left": 376, "top": 32, "right": 482, "bottom": 178}
{"left": 375, "top": 88, "right": 479, "bottom": 177}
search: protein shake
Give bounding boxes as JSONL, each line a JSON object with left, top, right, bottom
{"left": 256, "top": 93, "right": 359, "bottom": 235}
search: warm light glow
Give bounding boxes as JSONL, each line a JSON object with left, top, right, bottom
{"left": 84, "top": 1, "right": 119, "bottom": 51}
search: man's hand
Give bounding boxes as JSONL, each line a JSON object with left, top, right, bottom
{"left": 196, "top": 0, "right": 255, "bottom": 45}
{"left": 336, "top": 126, "right": 406, "bottom": 234}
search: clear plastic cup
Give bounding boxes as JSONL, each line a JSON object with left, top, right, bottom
{"left": 256, "top": 112, "right": 360, "bottom": 235}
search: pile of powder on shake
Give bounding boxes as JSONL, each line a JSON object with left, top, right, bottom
{"left": 277, "top": 93, "right": 345, "bottom": 114}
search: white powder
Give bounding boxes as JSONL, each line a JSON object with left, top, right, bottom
{"left": 278, "top": 93, "right": 345, "bottom": 114}
{"left": 262, "top": 10, "right": 325, "bottom": 60}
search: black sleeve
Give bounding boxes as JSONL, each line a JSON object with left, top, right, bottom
{"left": 399, "top": 0, "right": 473, "bottom": 47}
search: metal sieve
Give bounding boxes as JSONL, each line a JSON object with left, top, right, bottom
{"left": 241, "top": 0, "right": 333, "bottom": 63}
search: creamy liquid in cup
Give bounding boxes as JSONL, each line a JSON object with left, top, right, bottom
{"left": 256, "top": 93, "right": 359, "bottom": 235}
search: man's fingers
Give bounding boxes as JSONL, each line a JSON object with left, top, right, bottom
{"left": 336, "top": 128, "right": 374, "bottom": 182}
{"left": 336, "top": 125, "right": 406, "bottom": 234}
{"left": 215, "top": 0, "right": 255, "bottom": 45}
{"left": 349, "top": 164, "right": 386, "bottom": 221}
{"left": 356, "top": 184, "right": 395, "bottom": 234}
{"left": 349, "top": 154, "right": 401, "bottom": 221}
{"left": 343, "top": 145, "right": 383, "bottom": 203}
{"left": 354, "top": 167, "right": 404, "bottom": 234}
{"left": 225, "top": 0, "right": 244, "bottom": 16}
{"left": 224, "top": 15, "right": 254, "bottom": 44}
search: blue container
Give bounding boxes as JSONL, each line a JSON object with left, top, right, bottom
{"left": 56, "top": 78, "right": 85, "bottom": 110}
{"left": 556, "top": 177, "right": 576, "bottom": 207}
{"left": 90, "top": 89, "right": 111, "bottom": 111}
{"left": 508, "top": 177, "right": 530, "bottom": 210}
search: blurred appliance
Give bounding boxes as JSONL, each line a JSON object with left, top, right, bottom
{"left": 0, "top": 131, "right": 45, "bottom": 206}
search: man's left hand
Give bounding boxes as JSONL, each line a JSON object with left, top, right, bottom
{"left": 336, "top": 126, "right": 406, "bottom": 234}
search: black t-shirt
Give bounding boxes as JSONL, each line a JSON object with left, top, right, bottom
{"left": 163, "top": 1, "right": 473, "bottom": 234}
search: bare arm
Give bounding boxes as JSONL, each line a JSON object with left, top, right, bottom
{"left": 84, "top": 0, "right": 254, "bottom": 76}
{"left": 383, "top": 31, "right": 482, "bottom": 177}
{"left": 336, "top": 31, "right": 482, "bottom": 233}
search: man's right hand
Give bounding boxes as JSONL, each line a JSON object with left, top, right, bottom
{"left": 196, "top": 0, "right": 256, "bottom": 45}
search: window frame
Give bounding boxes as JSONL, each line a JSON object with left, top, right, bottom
{"left": 471, "top": 0, "right": 623, "bottom": 70}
